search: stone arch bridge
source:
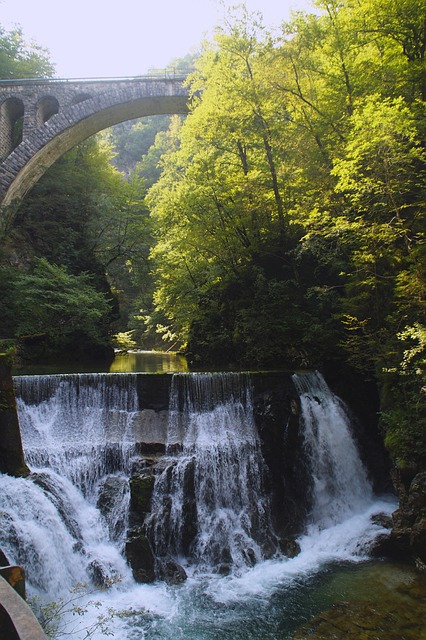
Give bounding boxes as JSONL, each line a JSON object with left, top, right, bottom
{"left": 0, "top": 74, "right": 190, "bottom": 214}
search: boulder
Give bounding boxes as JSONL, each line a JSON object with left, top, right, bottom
{"left": 279, "top": 537, "right": 301, "bottom": 558}
{"left": 157, "top": 558, "right": 187, "bottom": 585}
{"left": 125, "top": 527, "right": 156, "bottom": 583}
{"left": 129, "top": 472, "right": 156, "bottom": 527}
{"left": 371, "top": 513, "right": 393, "bottom": 529}
{"left": 389, "top": 470, "right": 426, "bottom": 566}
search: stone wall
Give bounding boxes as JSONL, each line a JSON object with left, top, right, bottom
{"left": 0, "top": 353, "right": 29, "bottom": 477}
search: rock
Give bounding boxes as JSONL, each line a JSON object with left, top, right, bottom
{"left": 369, "top": 533, "right": 398, "bottom": 559}
{"left": 97, "top": 475, "right": 129, "bottom": 540}
{"left": 97, "top": 476, "right": 126, "bottom": 517}
{"left": 409, "top": 472, "right": 426, "bottom": 511}
{"left": 129, "top": 472, "right": 156, "bottom": 527}
{"left": 242, "top": 547, "right": 257, "bottom": 566}
{"left": 279, "top": 537, "right": 301, "bottom": 558}
{"left": 88, "top": 560, "right": 112, "bottom": 587}
{"left": 0, "top": 353, "right": 30, "bottom": 477}
{"left": 389, "top": 470, "right": 426, "bottom": 566}
{"left": 216, "top": 563, "right": 231, "bottom": 576}
{"left": 125, "top": 527, "right": 156, "bottom": 583}
{"left": 157, "top": 558, "right": 187, "bottom": 585}
{"left": 410, "top": 518, "right": 426, "bottom": 565}
{"left": 0, "top": 548, "right": 10, "bottom": 567}
{"left": 371, "top": 513, "right": 393, "bottom": 529}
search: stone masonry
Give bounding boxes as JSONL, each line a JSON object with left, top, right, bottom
{"left": 0, "top": 76, "right": 190, "bottom": 212}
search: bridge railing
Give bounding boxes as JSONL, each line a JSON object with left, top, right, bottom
{"left": 0, "top": 569, "right": 47, "bottom": 640}
{"left": 0, "top": 68, "right": 195, "bottom": 86}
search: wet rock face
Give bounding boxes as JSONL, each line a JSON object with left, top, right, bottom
{"left": 156, "top": 558, "right": 187, "bottom": 585}
{"left": 389, "top": 470, "right": 426, "bottom": 566}
{"left": 125, "top": 528, "right": 156, "bottom": 583}
{"left": 97, "top": 476, "right": 125, "bottom": 516}
{"left": 0, "top": 353, "right": 29, "bottom": 477}
{"left": 125, "top": 463, "right": 158, "bottom": 582}
{"left": 129, "top": 472, "right": 156, "bottom": 527}
{"left": 251, "top": 373, "right": 312, "bottom": 538}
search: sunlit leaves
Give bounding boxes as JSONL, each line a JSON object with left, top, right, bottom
{"left": 0, "top": 25, "right": 54, "bottom": 79}
{"left": 332, "top": 95, "right": 426, "bottom": 219}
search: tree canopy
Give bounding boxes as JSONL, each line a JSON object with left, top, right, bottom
{"left": 0, "top": 7, "right": 424, "bottom": 465}
{"left": 0, "top": 25, "right": 54, "bottom": 78}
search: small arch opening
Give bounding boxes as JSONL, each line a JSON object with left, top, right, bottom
{"left": 0, "top": 98, "right": 24, "bottom": 160}
{"left": 36, "top": 95, "right": 59, "bottom": 126}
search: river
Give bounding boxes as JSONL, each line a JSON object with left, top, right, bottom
{"left": 1, "top": 354, "right": 425, "bottom": 639}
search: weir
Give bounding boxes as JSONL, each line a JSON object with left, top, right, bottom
{"left": 147, "top": 373, "right": 278, "bottom": 572}
{"left": 0, "top": 370, "right": 395, "bottom": 639}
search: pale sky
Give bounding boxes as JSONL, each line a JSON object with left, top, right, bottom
{"left": 0, "top": 0, "right": 311, "bottom": 78}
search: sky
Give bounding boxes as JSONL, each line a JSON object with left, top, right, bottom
{"left": 1, "top": 0, "right": 311, "bottom": 78}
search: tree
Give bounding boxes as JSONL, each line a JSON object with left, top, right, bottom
{"left": 146, "top": 8, "right": 302, "bottom": 351}
{"left": 0, "top": 25, "right": 54, "bottom": 78}
{"left": 11, "top": 258, "right": 111, "bottom": 355}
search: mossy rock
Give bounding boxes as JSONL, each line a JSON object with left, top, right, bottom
{"left": 125, "top": 528, "right": 155, "bottom": 583}
{"left": 129, "top": 473, "right": 155, "bottom": 521}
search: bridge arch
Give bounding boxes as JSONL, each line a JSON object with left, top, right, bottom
{"left": 0, "top": 78, "right": 190, "bottom": 211}
{"left": 36, "top": 95, "right": 59, "bottom": 126}
{"left": 0, "top": 98, "right": 24, "bottom": 161}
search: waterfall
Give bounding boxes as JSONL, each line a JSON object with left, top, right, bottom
{"left": 0, "top": 369, "right": 395, "bottom": 639}
{"left": 14, "top": 374, "right": 139, "bottom": 496}
{"left": 1, "top": 373, "right": 142, "bottom": 594}
{"left": 292, "top": 371, "right": 373, "bottom": 528}
{"left": 147, "top": 373, "right": 277, "bottom": 573}
{"left": 0, "top": 470, "right": 129, "bottom": 595}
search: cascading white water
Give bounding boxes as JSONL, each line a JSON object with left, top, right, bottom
{"left": 1, "top": 373, "right": 141, "bottom": 595}
{"left": 292, "top": 371, "right": 373, "bottom": 528}
{"left": 15, "top": 374, "right": 139, "bottom": 495}
{"left": 0, "top": 470, "right": 130, "bottom": 596}
{"left": 148, "top": 373, "right": 277, "bottom": 573}
{"left": 0, "top": 369, "right": 396, "bottom": 640}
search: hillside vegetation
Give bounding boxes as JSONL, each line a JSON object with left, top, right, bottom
{"left": 0, "top": 1, "right": 425, "bottom": 469}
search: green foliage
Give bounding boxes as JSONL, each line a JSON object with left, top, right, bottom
{"left": 135, "top": 1, "right": 426, "bottom": 469}
{"left": 106, "top": 115, "right": 172, "bottom": 174}
{"left": 7, "top": 137, "right": 151, "bottom": 352}
{"left": 0, "top": 25, "right": 54, "bottom": 78}
{"left": 381, "top": 324, "right": 426, "bottom": 467}
{"left": 13, "top": 258, "right": 111, "bottom": 349}
{"left": 14, "top": 139, "right": 143, "bottom": 273}
{"left": 29, "top": 579, "right": 147, "bottom": 639}
{"left": 112, "top": 330, "right": 137, "bottom": 352}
